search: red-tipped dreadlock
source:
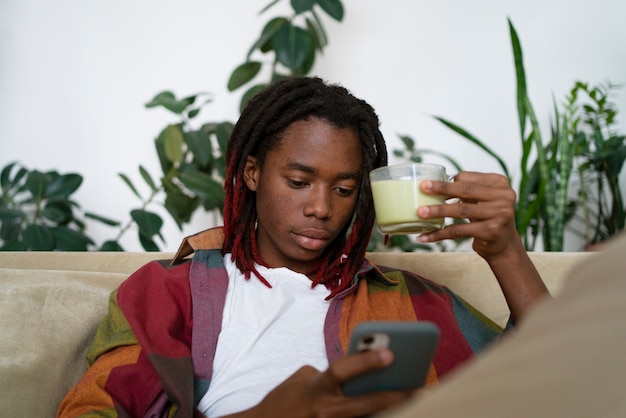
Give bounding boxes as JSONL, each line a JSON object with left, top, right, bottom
{"left": 222, "top": 76, "right": 387, "bottom": 298}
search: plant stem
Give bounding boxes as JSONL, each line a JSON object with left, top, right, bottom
{"left": 112, "top": 185, "right": 164, "bottom": 244}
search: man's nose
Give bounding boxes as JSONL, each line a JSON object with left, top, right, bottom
{"left": 303, "top": 188, "right": 332, "bottom": 219}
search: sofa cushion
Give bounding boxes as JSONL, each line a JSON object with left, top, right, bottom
{"left": 0, "top": 267, "right": 126, "bottom": 418}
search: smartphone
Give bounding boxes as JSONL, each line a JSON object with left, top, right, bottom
{"left": 342, "top": 321, "right": 440, "bottom": 396}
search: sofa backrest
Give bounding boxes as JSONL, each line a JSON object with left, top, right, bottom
{"left": 366, "top": 251, "right": 590, "bottom": 326}
{"left": 0, "top": 250, "right": 590, "bottom": 417}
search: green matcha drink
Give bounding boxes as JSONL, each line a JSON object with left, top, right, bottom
{"left": 370, "top": 163, "right": 447, "bottom": 234}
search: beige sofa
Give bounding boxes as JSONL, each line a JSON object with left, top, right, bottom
{"left": 0, "top": 250, "right": 590, "bottom": 417}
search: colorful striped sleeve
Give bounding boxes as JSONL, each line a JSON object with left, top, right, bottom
{"left": 57, "top": 260, "right": 195, "bottom": 418}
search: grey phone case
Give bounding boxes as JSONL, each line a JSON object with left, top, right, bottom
{"left": 342, "top": 321, "right": 440, "bottom": 396}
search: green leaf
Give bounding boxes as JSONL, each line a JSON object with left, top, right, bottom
{"left": 0, "top": 240, "right": 28, "bottom": 251}
{"left": 247, "top": 17, "right": 288, "bottom": 58}
{"left": 417, "top": 149, "right": 465, "bottom": 173}
{"left": 177, "top": 171, "right": 225, "bottom": 202}
{"left": 259, "top": 0, "right": 281, "bottom": 14}
{"left": 73, "top": 215, "right": 86, "bottom": 231}
{"left": 305, "top": 17, "right": 325, "bottom": 51}
{"left": 131, "top": 209, "right": 163, "bottom": 239}
{"left": 292, "top": 0, "right": 315, "bottom": 14}
{"left": 228, "top": 61, "right": 262, "bottom": 91}
{"left": 100, "top": 240, "right": 124, "bottom": 251}
{"left": 185, "top": 129, "right": 213, "bottom": 168}
{"left": 398, "top": 135, "right": 416, "bottom": 151}
{"left": 310, "top": 9, "right": 329, "bottom": 49}
{"left": 23, "top": 223, "right": 55, "bottom": 250}
{"left": 272, "top": 24, "right": 313, "bottom": 70}
{"left": 0, "top": 207, "right": 26, "bottom": 221}
{"left": 25, "top": 171, "right": 47, "bottom": 200}
{"left": 145, "top": 91, "right": 195, "bottom": 114}
{"left": 240, "top": 83, "right": 268, "bottom": 113}
{"left": 434, "top": 116, "right": 510, "bottom": 178}
{"left": 294, "top": 39, "right": 316, "bottom": 75}
{"left": 186, "top": 96, "right": 212, "bottom": 120}
{"left": 169, "top": 97, "right": 195, "bottom": 114}
{"left": 509, "top": 18, "right": 528, "bottom": 141}
{"left": 85, "top": 212, "right": 120, "bottom": 227}
{"left": 180, "top": 94, "right": 202, "bottom": 107}
{"left": 212, "top": 157, "right": 227, "bottom": 186}
{"left": 138, "top": 231, "right": 160, "bottom": 252}
{"left": 1, "top": 161, "right": 18, "bottom": 189}
{"left": 317, "top": 0, "right": 344, "bottom": 21}
{"left": 139, "top": 165, "right": 158, "bottom": 193}
{"left": 118, "top": 173, "right": 142, "bottom": 199}
{"left": 46, "top": 173, "right": 82, "bottom": 199}
{"left": 154, "top": 132, "right": 174, "bottom": 175}
{"left": 40, "top": 203, "right": 70, "bottom": 223}
{"left": 516, "top": 167, "right": 542, "bottom": 248}
{"left": 161, "top": 124, "right": 185, "bottom": 164}
{"left": 51, "top": 226, "right": 93, "bottom": 251}
{"left": 523, "top": 96, "right": 558, "bottom": 250}
{"left": 0, "top": 214, "right": 22, "bottom": 241}
{"left": 214, "top": 122, "right": 234, "bottom": 156}
{"left": 5, "top": 167, "right": 29, "bottom": 195}
{"left": 188, "top": 108, "right": 201, "bottom": 119}
{"left": 145, "top": 91, "right": 176, "bottom": 108}
{"left": 164, "top": 186, "right": 200, "bottom": 227}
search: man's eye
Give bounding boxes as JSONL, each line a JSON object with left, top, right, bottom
{"left": 336, "top": 187, "right": 355, "bottom": 197}
{"left": 288, "top": 179, "right": 306, "bottom": 188}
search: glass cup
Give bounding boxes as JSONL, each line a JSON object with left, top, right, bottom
{"left": 369, "top": 163, "right": 447, "bottom": 234}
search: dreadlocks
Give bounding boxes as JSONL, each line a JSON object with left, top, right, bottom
{"left": 222, "top": 76, "right": 387, "bottom": 298}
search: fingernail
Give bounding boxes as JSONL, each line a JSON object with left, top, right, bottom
{"left": 378, "top": 349, "right": 394, "bottom": 364}
{"left": 421, "top": 180, "right": 433, "bottom": 191}
{"left": 417, "top": 206, "right": 430, "bottom": 217}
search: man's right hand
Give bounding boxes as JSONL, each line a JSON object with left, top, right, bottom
{"left": 223, "top": 349, "right": 415, "bottom": 418}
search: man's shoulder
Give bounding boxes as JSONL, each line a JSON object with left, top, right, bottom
{"left": 171, "top": 227, "right": 225, "bottom": 265}
{"left": 364, "top": 260, "right": 451, "bottom": 295}
{"left": 120, "top": 258, "right": 193, "bottom": 296}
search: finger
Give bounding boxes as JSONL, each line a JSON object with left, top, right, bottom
{"left": 421, "top": 179, "right": 511, "bottom": 203}
{"left": 417, "top": 200, "right": 514, "bottom": 222}
{"left": 420, "top": 173, "right": 513, "bottom": 203}
{"left": 418, "top": 212, "right": 514, "bottom": 244}
{"left": 326, "top": 349, "right": 394, "bottom": 384}
{"left": 418, "top": 221, "right": 482, "bottom": 242}
{"left": 453, "top": 171, "right": 511, "bottom": 187}
{"left": 324, "top": 390, "right": 414, "bottom": 417}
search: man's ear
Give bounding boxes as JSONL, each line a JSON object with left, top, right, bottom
{"left": 243, "top": 156, "right": 260, "bottom": 191}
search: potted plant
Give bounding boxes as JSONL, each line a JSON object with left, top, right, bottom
{"left": 109, "top": 0, "right": 345, "bottom": 251}
{"left": 433, "top": 19, "right": 625, "bottom": 251}
{"left": 0, "top": 162, "right": 116, "bottom": 250}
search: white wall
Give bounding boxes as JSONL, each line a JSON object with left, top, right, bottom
{"left": 2, "top": 0, "right": 625, "bottom": 251}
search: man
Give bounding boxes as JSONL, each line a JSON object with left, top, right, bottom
{"left": 58, "top": 77, "right": 547, "bottom": 417}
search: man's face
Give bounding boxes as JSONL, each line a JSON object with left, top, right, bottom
{"left": 243, "top": 117, "right": 363, "bottom": 275}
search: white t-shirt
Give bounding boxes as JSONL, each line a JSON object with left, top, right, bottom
{"left": 197, "top": 254, "right": 331, "bottom": 416}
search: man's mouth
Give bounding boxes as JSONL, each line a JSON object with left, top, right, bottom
{"left": 293, "top": 229, "right": 331, "bottom": 251}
